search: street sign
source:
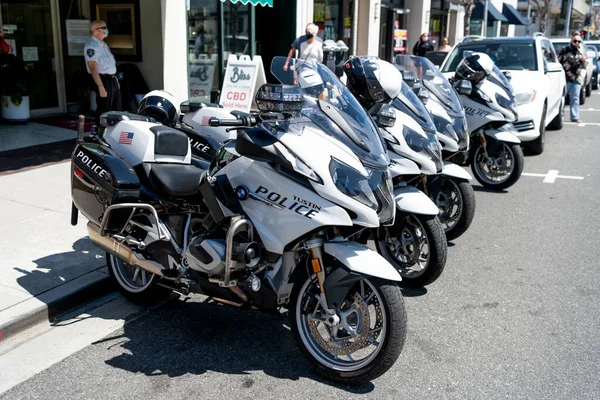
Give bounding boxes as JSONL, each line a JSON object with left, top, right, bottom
{"left": 219, "top": 55, "right": 266, "bottom": 112}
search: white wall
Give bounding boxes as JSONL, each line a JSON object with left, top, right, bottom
{"left": 161, "top": 0, "right": 188, "bottom": 105}
{"left": 405, "top": 0, "right": 430, "bottom": 48}
{"left": 356, "top": 0, "right": 379, "bottom": 56}
{"left": 297, "top": 0, "right": 314, "bottom": 37}
{"left": 133, "top": 0, "right": 164, "bottom": 91}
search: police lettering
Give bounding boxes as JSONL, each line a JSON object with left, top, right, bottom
{"left": 255, "top": 186, "right": 321, "bottom": 219}
{"left": 76, "top": 150, "right": 108, "bottom": 179}
{"left": 189, "top": 138, "right": 210, "bottom": 152}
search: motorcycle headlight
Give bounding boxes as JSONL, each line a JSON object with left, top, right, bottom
{"left": 515, "top": 90, "right": 536, "bottom": 105}
{"left": 431, "top": 114, "right": 459, "bottom": 143}
{"left": 403, "top": 126, "right": 443, "bottom": 173}
{"left": 329, "top": 158, "right": 395, "bottom": 224}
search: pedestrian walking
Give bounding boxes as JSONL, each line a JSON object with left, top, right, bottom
{"left": 438, "top": 37, "right": 452, "bottom": 52}
{"left": 412, "top": 33, "right": 434, "bottom": 57}
{"left": 284, "top": 23, "right": 323, "bottom": 71}
{"left": 84, "top": 20, "right": 122, "bottom": 124}
{"left": 558, "top": 34, "right": 587, "bottom": 123}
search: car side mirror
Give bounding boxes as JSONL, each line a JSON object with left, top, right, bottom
{"left": 368, "top": 103, "right": 396, "bottom": 128}
{"left": 424, "top": 70, "right": 435, "bottom": 81}
{"left": 455, "top": 79, "right": 472, "bottom": 96}
{"left": 586, "top": 50, "right": 596, "bottom": 59}
{"left": 503, "top": 71, "right": 512, "bottom": 81}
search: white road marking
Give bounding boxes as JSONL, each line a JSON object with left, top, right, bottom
{"left": 543, "top": 170, "right": 559, "bottom": 183}
{"left": 563, "top": 121, "right": 600, "bottom": 126}
{"left": 522, "top": 170, "right": 584, "bottom": 183}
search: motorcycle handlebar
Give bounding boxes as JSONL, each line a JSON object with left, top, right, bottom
{"left": 209, "top": 112, "right": 285, "bottom": 128}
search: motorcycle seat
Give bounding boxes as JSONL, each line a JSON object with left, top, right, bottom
{"left": 139, "top": 163, "right": 204, "bottom": 197}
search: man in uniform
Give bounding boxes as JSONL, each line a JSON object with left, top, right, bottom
{"left": 84, "top": 20, "right": 121, "bottom": 124}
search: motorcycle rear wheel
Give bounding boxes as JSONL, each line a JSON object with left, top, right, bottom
{"left": 290, "top": 275, "right": 406, "bottom": 384}
{"left": 375, "top": 214, "right": 447, "bottom": 287}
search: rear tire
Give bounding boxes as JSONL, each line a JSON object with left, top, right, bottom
{"left": 107, "top": 252, "right": 171, "bottom": 305}
{"left": 586, "top": 80, "right": 592, "bottom": 97}
{"left": 375, "top": 214, "right": 447, "bottom": 287}
{"left": 580, "top": 87, "right": 586, "bottom": 105}
{"left": 525, "top": 104, "right": 545, "bottom": 155}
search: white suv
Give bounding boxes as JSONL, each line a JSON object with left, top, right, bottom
{"left": 440, "top": 35, "right": 566, "bottom": 155}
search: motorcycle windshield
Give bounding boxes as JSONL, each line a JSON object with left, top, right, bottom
{"left": 395, "top": 55, "right": 464, "bottom": 116}
{"left": 392, "top": 81, "right": 437, "bottom": 135}
{"left": 270, "top": 57, "right": 388, "bottom": 170}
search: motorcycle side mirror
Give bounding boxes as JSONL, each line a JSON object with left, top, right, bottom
{"left": 503, "top": 71, "right": 512, "bottom": 81}
{"left": 417, "top": 87, "right": 429, "bottom": 104}
{"left": 368, "top": 104, "right": 396, "bottom": 128}
{"left": 456, "top": 80, "right": 472, "bottom": 96}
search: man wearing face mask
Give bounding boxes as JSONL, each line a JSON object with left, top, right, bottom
{"left": 84, "top": 20, "right": 121, "bottom": 123}
{"left": 284, "top": 23, "right": 323, "bottom": 71}
{"left": 558, "top": 34, "right": 587, "bottom": 123}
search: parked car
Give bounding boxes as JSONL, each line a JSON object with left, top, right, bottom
{"left": 550, "top": 38, "right": 595, "bottom": 100}
{"left": 583, "top": 40, "right": 600, "bottom": 89}
{"left": 440, "top": 35, "right": 565, "bottom": 155}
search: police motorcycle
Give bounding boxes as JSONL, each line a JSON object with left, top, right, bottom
{"left": 70, "top": 79, "right": 408, "bottom": 383}
{"left": 393, "top": 55, "right": 476, "bottom": 241}
{"left": 175, "top": 57, "right": 446, "bottom": 287}
{"left": 449, "top": 52, "right": 524, "bottom": 190}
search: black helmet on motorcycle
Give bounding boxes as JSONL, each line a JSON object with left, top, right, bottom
{"left": 343, "top": 56, "right": 402, "bottom": 108}
{"left": 455, "top": 52, "right": 493, "bottom": 83}
{"left": 137, "top": 90, "right": 180, "bottom": 127}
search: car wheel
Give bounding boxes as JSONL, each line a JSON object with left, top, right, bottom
{"left": 525, "top": 103, "right": 546, "bottom": 155}
{"left": 580, "top": 87, "right": 586, "bottom": 105}
{"left": 593, "top": 73, "right": 598, "bottom": 90}
{"left": 586, "top": 80, "right": 592, "bottom": 97}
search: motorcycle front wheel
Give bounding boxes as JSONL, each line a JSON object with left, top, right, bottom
{"left": 290, "top": 274, "right": 406, "bottom": 384}
{"left": 431, "top": 178, "right": 476, "bottom": 241}
{"left": 471, "top": 140, "right": 524, "bottom": 190}
{"left": 375, "top": 214, "right": 447, "bottom": 287}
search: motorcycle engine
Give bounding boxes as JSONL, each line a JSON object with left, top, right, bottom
{"left": 186, "top": 236, "right": 227, "bottom": 275}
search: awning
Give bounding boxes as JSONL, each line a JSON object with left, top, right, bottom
{"left": 220, "top": 0, "right": 273, "bottom": 6}
{"left": 502, "top": 3, "right": 528, "bottom": 25}
{"left": 471, "top": 1, "right": 508, "bottom": 22}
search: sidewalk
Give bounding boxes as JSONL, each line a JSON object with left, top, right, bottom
{"left": 0, "top": 160, "right": 113, "bottom": 342}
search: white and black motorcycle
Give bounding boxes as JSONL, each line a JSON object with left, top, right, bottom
{"left": 392, "top": 55, "right": 476, "bottom": 240}
{"left": 173, "top": 58, "right": 447, "bottom": 287}
{"left": 70, "top": 74, "right": 407, "bottom": 382}
{"left": 450, "top": 52, "right": 524, "bottom": 190}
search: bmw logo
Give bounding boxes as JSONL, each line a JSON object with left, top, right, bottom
{"left": 235, "top": 186, "right": 249, "bottom": 200}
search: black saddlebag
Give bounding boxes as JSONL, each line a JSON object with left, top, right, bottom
{"left": 71, "top": 143, "right": 140, "bottom": 229}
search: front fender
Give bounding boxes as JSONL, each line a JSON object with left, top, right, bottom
{"left": 324, "top": 241, "right": 401, "bottom": 282}
{"left": 442, "top": 161, "right": 472, "bottom": 180}
{"left": 394, "top": 185, "right": 439, "bottom": 216}
{"left": 484, "top": 127, "right": 521, "bottom": 144}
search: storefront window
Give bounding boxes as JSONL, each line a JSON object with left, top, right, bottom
{"left": 313, "top": 0, "right": 354, "bottom": 51}
{"left": 187, "top": 0, "right": 219, "bottom": 102}
{"left": 222, "top": 2, "right": 251, "bottom": 63}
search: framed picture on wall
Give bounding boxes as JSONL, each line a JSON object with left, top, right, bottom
{"left": 91, "top": 0, "right": 143, "bottom": 61}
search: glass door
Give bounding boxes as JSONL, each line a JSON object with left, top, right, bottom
{"left": 0, "top": 0, "right": 64, "bottom": 114}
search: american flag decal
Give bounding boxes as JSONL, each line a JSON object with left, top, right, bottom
{"left": 119, "top": 132, "right": 134, "bottom": 145}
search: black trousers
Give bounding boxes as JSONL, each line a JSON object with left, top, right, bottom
{"left": 96, "top": 74, "right": 122, "bottom": 124}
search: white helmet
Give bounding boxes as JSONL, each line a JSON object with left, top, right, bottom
{"left": 137, "top": 90, "right": 181, "bottom": 127}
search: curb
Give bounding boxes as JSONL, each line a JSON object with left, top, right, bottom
{"left": 0, "top": 273, "right": 114, "bottom": 343}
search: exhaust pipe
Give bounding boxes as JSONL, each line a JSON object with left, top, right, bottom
{"left": 87, "top": 222, "right": 165, "bottom": 276}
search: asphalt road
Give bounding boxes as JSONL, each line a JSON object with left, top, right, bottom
{"left": 2, "top": 97, "right": 600, "bottom": 400}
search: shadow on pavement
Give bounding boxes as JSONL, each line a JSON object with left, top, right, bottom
{"left": 94, "top": 296, "right": 376, "bottom": 393}
{"left": 472, "top": 185, "right": 508, "bottom": 194}
{"left": 12, "top": 237, "right": 107, "bottom": 321}
{"left": 0, "top": 139, "right": 74, "bottom": 176}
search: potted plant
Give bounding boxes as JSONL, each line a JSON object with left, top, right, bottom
{"left": 0, "top": 54, "right": 32, "bottom": 122}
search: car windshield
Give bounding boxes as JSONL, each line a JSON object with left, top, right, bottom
{"left": 395, "top": 55, "right": 463, "bottom": 116}
{"left": 552, "top": 41, "right": 587, "bottom": 55}
{"left": 443, "top": 42, "right": 538, "bottom": 72}
{"left": 270, "top": 56, "right": 388, "bottom": 169}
